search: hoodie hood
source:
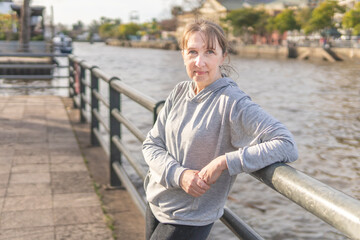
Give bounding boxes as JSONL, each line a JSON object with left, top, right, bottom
{"left": 187, "top": 77, "right": 237, "bottom": 103}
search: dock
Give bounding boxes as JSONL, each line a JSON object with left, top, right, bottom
{"left": 0, "top": 95, "right": 144, "bottom": 240}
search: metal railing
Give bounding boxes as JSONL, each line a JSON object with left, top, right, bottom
{"left": 0, "top": 53, "right": 70, "bottom": 90}
{"left": 68, "top": 54, "right": 360, "bottom": 240}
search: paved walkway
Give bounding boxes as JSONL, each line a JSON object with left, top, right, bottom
{"left": 0, "top": 96, "right": 113, "bottom": 240}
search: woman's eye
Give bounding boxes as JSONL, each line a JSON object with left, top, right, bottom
{"left": 188, "top": 50, "right": 197, "bottom": 55}
{"left": 207, "top": 50, "right": 215, "bottom": 54}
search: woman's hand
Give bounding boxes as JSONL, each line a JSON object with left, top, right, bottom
{"left": 180, "top": 170, "right": 210, "bottom": 197}
{"left": 198, "top": 155, "right": 228, "bottom": 185}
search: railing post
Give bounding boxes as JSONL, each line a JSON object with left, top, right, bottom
{"left": 68, "top": 56, "right": 74, "bottom": 99}
{"left": 90, "top": 66, "right": 99, "bottom": 146}
{"left": 71, "top": 61, "right": 80, "bottom": 108}
{"left": 109, "top": 77, "right": 122, "bottom": 186}
{"left": 79, "top": 62, "right": 86, "bottom": 123}
{"left": 153, "top": 100, "right": 165, "bottom": 124}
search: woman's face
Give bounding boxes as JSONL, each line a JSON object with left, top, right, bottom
{"left": 182, "top": 31, "right": 226, "bottom": 94}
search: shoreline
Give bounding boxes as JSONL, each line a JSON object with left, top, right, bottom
{"left": 105, "top": 38, "right": 360, "bottom": 62}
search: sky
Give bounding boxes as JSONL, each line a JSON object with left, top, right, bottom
{"left": 15, "top": 0, "right": 185, "bottom": 26}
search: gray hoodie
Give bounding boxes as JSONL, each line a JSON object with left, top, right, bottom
{"left": 143, "top": 77, "right": 298, "bottom": 226}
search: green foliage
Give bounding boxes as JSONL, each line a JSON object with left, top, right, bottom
{"left": 306, "top": 0, "right": 345, "bottom": 33}
{"left": 99, "top": 22, "right": 118, "bottom": 39}
{"left": 225, "top": 8, "right": 270, "bottom": 36}
{"left": 342, "top": 2, "right": 360, "bottom": 35}
{"left": 72, "top": 20, "right": 84, "bottom": 31}
{"left": 31, "top": 35, "right": 44, "bottom": 41}
{"left": 0, "top": 13, "right": 18, "bottom": 40}
{"left": 274, "top": 9, "right": 300, "bottom": 34}
{"left": 117, "top": 23, "right": 140, "bottom": 39}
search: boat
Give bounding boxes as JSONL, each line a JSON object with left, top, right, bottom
{"left": 53, "top": 33, "right": 73, "bottom": 54}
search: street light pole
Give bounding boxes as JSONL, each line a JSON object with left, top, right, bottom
{"left": 19, "top": 0, "right": 31, "bottom": 52}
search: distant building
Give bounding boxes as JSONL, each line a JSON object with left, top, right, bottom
{"left": 11, "top": 4, "right": 45, "bottom": 39}
{"left": 176, "top": 0, "right": 307, "bottom": 40}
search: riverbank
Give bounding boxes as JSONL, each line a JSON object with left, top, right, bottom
{"left": 105, "top": 39, "right": 179, "bottom": 50}
{"left": 105, "top": 39, "right": 360, "bottom": 62}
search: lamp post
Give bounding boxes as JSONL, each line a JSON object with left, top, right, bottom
{"left": 19, "top": 0, "right": 31, "bottom": 52}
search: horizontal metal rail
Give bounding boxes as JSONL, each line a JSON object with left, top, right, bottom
{"left": 252, "top": 163, "right": 360, "bottom": 239}
{"left": 81, "top": 93, "right": 91, "bottom": 106}
{"left": 81, "top": 79, "right": 91, "bottom": 88}
{"left": 110, "top": 80, "right": 157, "bottom": 112}
{"left": 0, "top": 85, "right": 68, "bottom": 89}
{"left": 92, "top": 109, "right": 110, "bottom": 133}
{"left": 93, "top": 128, "right": 110, "bottom": 157}
{"left": 0, "top": 75, "right": 68, "bottom": 79}
{"left": 0, "top": 53, "right": 68, "bottom": 57}
{"left": 112, "top": 161, "right": 146, "bottom": 216}
{"left": 92, "top": 89, "right": 109, "bottom": 108}
{"left": 221, "top": 208, "right": 264, "bottom": 240}
{"left": 0, "top": 64, "right": 56, "bottom": 69}
{"left": 92, "top": 67, "right": 112, "bottom": 83}
{"left": 111, "top": 109, "right": 146, "bottom": 143}
{"left": 112, "top": 135, "right": 147, "bottom": 180}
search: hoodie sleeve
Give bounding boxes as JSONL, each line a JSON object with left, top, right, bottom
{"left": 225, "top": 97, "right": 298, "bottom": 176}
{"left": 142, "top": 84, "right": 188, "bottom": 189}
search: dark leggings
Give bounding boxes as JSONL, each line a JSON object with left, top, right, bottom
{"left": 146, "top": 204, "right": 214, "bottom": 240}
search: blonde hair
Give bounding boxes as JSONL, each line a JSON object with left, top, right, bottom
{"left": 180, "top": 19, "right": 229, "bottom": 56}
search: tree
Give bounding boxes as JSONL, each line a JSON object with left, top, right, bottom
{"left": 0, "top": 13, "right": 18, "bottom": 40}
{"left": 225, "top": 8, "right": 270, "bottom": 43}
{"left": 171, "top": 6, "right": 183, "bottom": 17}
{"left": 342, "top": 2, "right": 360, "bottom": 35}
{"left": 118, "top": 22, "right": 140, "bottom": 39}
{"left": 72, "top": 20, "right": 84, "bottom": 31}
{"left": 306, "top": 0, "right": 345, "bottom": 34}
{"left": 99, "top": 22, "right": 117, "bottom": 39}
{"left": 273, "top": 9, "right": 300, "bottom": 34}
{"left": 295, "top": 7, "right": 313, "bottom": 34}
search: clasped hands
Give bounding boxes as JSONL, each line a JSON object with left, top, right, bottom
{"left": 179, "top": 155, "right": 227, "bottom": 197}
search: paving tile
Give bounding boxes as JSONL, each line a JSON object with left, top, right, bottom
{"left": 55, "top": 223, "right": 112, "bottom": 240}
{"left": 0, "top": 197, "right": 4, "bottom": 211}
{"left": 0, "top": 143, "right": 16, "bottom": 156}
{"left": 0, "top": 131, "right": 17, "bottom": 143}
{"left": 0, "top": 164, "right": 11, "bottom": 174}
{"left": 0, "top": 209, "right": 54, "bottom": 229}
{"left": 13, "top": 155, "right": 49, "bottom": 165}
{"left": 7, "top": 183, "right": 51, "bottom": 197}
{"left": 0, "top": 226, "right": 55, "bottom": 240}
{"left": 53, "top": 193, "right": 99, "bottom": 209}
{"left": 0, "top": 156, "right": 13, "bottom": 165}
{"left": 0, "top": 173, "right": 9, "bottom": 188}
{"left": 54, "top": 206, "right": 104, "bottom": 225}
{"left": 11, "top": 164, "right": 49, "bottom": 173}
{"left": 50, "top": 155, "right": 84, "bottom": 164}
{"left": 15, "top": 143, "right": 48, "bottom": 151}
{"left": 3, "top": 195, "right": 52, "bottom": 211}
{"left": 10, "top": 173, "right": 50, "bottom": 184}
{"left": 50, "top": 148, "right": 82, "bottom": 157}
{"left": 49, "top": 142, "right": 79, "bottom": 150}
{"left": 50, "top": 163, "right": 87, "bottom": 172}
{"left": 18, "top": 135, "right": 48, "bottom": 143}
{"left": 0, "top": 188, "right": 5, "bottom": 197}
{"left": 51, "top": 172, "right": 93, "bottom": 194}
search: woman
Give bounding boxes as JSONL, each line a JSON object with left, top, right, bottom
{"left": 143, "top": 19, "right": 298, "bottom": 240}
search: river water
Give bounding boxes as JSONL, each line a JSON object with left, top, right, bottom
{"left": 3, "top": 42, "right": 359, "bottom": 239}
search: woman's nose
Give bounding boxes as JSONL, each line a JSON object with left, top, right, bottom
{"left": 195, "top": 55, "right": 205, "bottom": 67}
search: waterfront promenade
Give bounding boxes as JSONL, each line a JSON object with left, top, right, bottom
{"left": 0, "top": 95, "right": 144, "bottom": 240}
